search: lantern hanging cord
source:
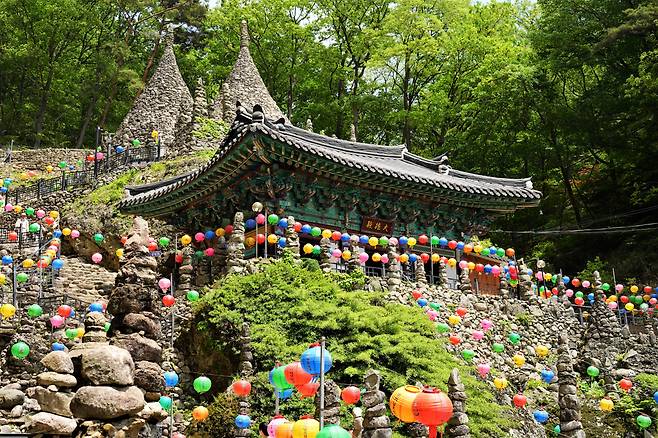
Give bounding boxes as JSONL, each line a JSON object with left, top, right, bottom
{"left": 493, "top": 222, "right": 658, "bottom": 235}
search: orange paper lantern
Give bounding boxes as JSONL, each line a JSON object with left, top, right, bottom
{"left": 296, "top": 382, "right": 320, "bottom": 398}
{"left": 284, "top": 362, "right": 312, "bottom": 386}
{"left": 341, "top": 386, "right": 361, "bottom": 404}
{"left": 390, "top": 385, "right": 420, "bottom": 423}
{"left": 412, "top": 387, "right": 453, "bottom": 438}
{"left": 274, "top": 421, "right": 294, "bottom": 438}
{"left": 192, "top": 406, "right": 209, "bottom": 421}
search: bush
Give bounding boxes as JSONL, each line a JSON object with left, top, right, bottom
{"left": 193, "top": 259, "right": 512, "bottom": 436}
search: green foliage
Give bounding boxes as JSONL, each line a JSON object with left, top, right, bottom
{"left": 192, "top": 117, "right": 229, "bottom": 140}
{"left": 515, "top": 312, "right": 533, "bottom": 327}
{"left": 578, "top": 380, "right": 605, "bottom": 399}
{"left": 193, "top": 259, "right": 512, "bottom": 436}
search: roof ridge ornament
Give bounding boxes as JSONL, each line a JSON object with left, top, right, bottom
{"left": 240, "top": 20, "right": 250, "bottom": 48}
{"left": 252, "top": 104, "right": 264, "bottom": 123}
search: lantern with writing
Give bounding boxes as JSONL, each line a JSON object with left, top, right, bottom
{"left": 268, "top": 416, "right": 288, "bottom": 437}
{"left": 274, "top": 421, "right": 294, "bottom": 438}
{"left": 390, "top": 385, "right": 420, "bottom": 423}
{"left": 284, "top": 362, "right": 312, "bottom": 387}
{"left": 296, "top": 382, "right": 320, "bottom": 398}
{"left": 292, "top": 415, "right": 319, "bottom": 438}
{"left": 412, "top": 387, "right": 453, "bottom": 438}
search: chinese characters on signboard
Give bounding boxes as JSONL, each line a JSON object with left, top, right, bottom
{"left": 361, "top": 217, "right": 394, "bottom": 234}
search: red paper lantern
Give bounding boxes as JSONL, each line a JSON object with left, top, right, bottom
{"left": 620, "top": 295, "right": 629, "bottom": 304}
{"left": 418, "top": 235, "right": 428, "bottom": 245}
{"left": 447, "top": 240, "right": 458, "bottom": 250}
{"left": 643, "top": 286, "right": 652, "bottom": 293}
{"left": 57, "top": 305, "right": 72, "bottom": 318}
{"left": 8, "top": 232, "right": 18, "bottom": 242}
{"left": 162, "top": 295, "right": 175, "bottom": 307}
{"left": 412, "top": 387, "right": 453, "bottom": 438}
{"left": 44, "top": 217, "right": 54, "bottom": 225}
{"left": 284, "top": 362, "right": 312, "bottom": 386}
{"left": 619, "top": 378, "right": 632, "bottom": 392}
{"left": 331, "top": 231, "right": 341, "bottom": 241}
{"left": 175, "top": 253, "right": 183, "bottom": 263}
{"left": 293, "top": 222, "right": 302, "bottom": 232}
{"left": 513, "top": 393, "right": 527, "bottom": 408}
{"left": 148, "top": 242, "right": 158, "bottom": 251}
{"left": 455, "top": 307, "right": 467, "bottom": 317}
{"left": 420, "top": 253, "right": 430, "bottom": 263}
{"left": 225, "top": 224, "right": 234, "bottom": 235}
{"left": 296, "top": 382, "right": 319, "bottom": 398}
{"left": 475, "top": 264, "right": 484, "bottom": 273}
{"left": 551, "top": 287, "right": 558, "bottom": 296}
{"left": 574, "top": 297, "right": 584, "bottom": 306}
{"left": 449, "top": 335, "right": 461, "bottom": 345}
{"left": 341, "top": 386, "right": 361, "bottom": 404}
{"left": 412, "top": 291, "right": 422, "bottom": 300}
{"left": 257, "top": 234, "right": 266, "bottom": 244}
{"left": 120, "top": 236, "right": 128, "bottom": 245}
{"left": 232, "top": 379, "right": 252, "bottom": 397}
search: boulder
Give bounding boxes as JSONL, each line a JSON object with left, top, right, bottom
{"left": 26, "top": 412, "right": 77, "bottom": 435}
{"left": 138, "top": 401, "right": 169, "bottom": 423}
{"left": 122, "top": 313, "right": 162, "bottom": 338}
{"left": 0, "top": 388, "right": 25, "bottom": 409}
{"left": 40, "top": 351, "right": 74, "bottom": 374}
{"left": 80, "top": 345, "right": 134, "bottom": 386}
{"left": 112, "top": 333, "right": 162, "bottom": 363}
{"left": 70, "top": 386, "right": 145, "bottom": 420}
{"left": 134, "top": 361, "right": 164, "bottom": 393}
{"left": 27, "top": 386, "right": 73, "bottom": 417}
{"left": 37, "top": 372, "right": 77, "bottom": 388}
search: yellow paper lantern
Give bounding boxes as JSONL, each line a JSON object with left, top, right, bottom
{"left": 13, "top": 205, "right": 22, "bottom": 213}
{"left": 609, "top": 295, "right": 617, "bottom": 302}
{"left": 151, "top": 130, "right": 159, "bottom": 139}
{"left": 372, "top": 252, "right": 381, "bottom": 262}
{"left": 0, "top": 274, "right": 5, "bottom": 285}
{"left": 246, "top": 237, "right": 255, "bottom": 247}
{"left": 216, "top": 228, "right": 225, "bottom": 237}
{"left": 463, "top": 244, "right": 473, "bottom": 253}
{"left": 407, "top": 237, "right": 417, "bottom": 247}
{"left": 181, "top": 235, "right": 192, "bottom": 246}
{"left": 467, "top": 261, "right": 475, "bottom": 270}
{"left": 630, "top": 285, "right": 639, "bottom": 293}
{"left": 643, "top": 294, "right": 650, "bottom": 302}
{"left": 22, "top": 259, "right": 34, "bottom": 269}
{"left": 431, "top": 253, "right": 440, "bottom": 263}
{"left": 116, "top": 248, "right": 124, "bottom": 258}
{"left": 599, "top": 398, "right": 614, "bottom": 412}
{"left": 447, "top": 258, "right": 457, "bottom": 267}
{"left": 474, "top": 244, "right": 483, "bottom": 253}
{"left": 292, "top": 416, "right": 320, "bottom": 438}
{"left": 494, "top": 377, "right": 508, "bottom": 390}
{"left": 625, "top": 303, "right": 634, "bottom": 311}
{"left": 341, "top": 250, "right": 351, "bottom": 261}
{"left": 76, "top": 327, "right": 85, "bottom": 338}
{"left": 267, "top": 234, "right": 278, "bottom": 244}
{"left": 448, "top": 315, "right": 461, "bottom": 325}
{"left": 513, "top": 354, "right": 526, "bottom": 367}
{"left": 544, "top": 273, "right": 552, "bottom": 281}
{"left": 46, "top": 250, "right": 56, "bottom": 259}
{"left": 368, "top": 237, "right": 378, "bottom": 247}
{"left": 535, "top": 345, "right": 549, "bottom": 358}
{"left": 0, "top": 303, "right": 16, "bottom": 319}
{"left": 399, "top": 254, "right": 409, "bottom": 263}
{"left": 49, "top": 210, "right": 59, "bottom": 219}
{"left": 303, "top": 243, "right": 313, "bottom": 254}
{"left": 46, "top": 165, "right": 53, "bottom": 173}
{"left": 321, "top": 229, "right": 332, "bottom": 239}
{"left": 389, "top": 385, "right": 420, "bottom": 423}
{"left": 62, "top": 228, "right": 72, "bottom": 236}
{"left": 20, "top": 172, "right": 28, "bottom": 180}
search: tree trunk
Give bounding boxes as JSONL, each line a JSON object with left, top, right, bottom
{"left": 76, "top": 91, "right": 99, "bottom": 148}
{"left": 134, "top": 31, "right": 163, "bottom": 102}
{"left": 552, "top": 129, "right": 583, "bottom": 227}
{"left": 402, "top": 58, "right": 411, "bottom": 149}
{"left": 33, "top": 66, "right": 55, "bottom": 148}
{"left": 335, "top": 78, "right": 344, "bottom": 138}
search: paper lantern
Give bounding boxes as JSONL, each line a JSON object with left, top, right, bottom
{"left": 341, "top": 250, "right": 351, "bottom": 261}
{"left": 477, "top": 363, "right": 490, "bottom": 378}
{"left": 11, "top": 341, "right": 30, "bottom": 359}
{"left": 480, "top": 319, "right": 493, "bottom": 331}
{"left": 358, "top": 252, "right": 369, "bottom": 263}
{"left": 27, "top": 304, "right": 43, "bottom": 318}
{"left": 390, "top": 385, "right": 421, "bottom": 422}
{"left": 535, "top": 345, "right": 549, "bottom": 357}
{"left": 57, "top": 305, "right": 72, "bottom": 318}
{"left": 448, "top": 315, "right": 461, "bottom": 325}
{"left": 472, "top": 330, "right": 484, "bottom": 341}
{"left": 300, "top": 344, "right": 332, "bottom": 375}
{"left": 533, "top": 409, "right": 549, "bottom": 423}
{"left": 296, "top": 382, "right": 320, "bottom": 398}
{"left": 232, "top": 379, "right": 251, "bottom": 397}
{"left": 193, "top": 376, "right": 212, "bottom": 394}
{"left": 493, "top": 377, "right": 508, "bottom": 390}
{"left": 268, "top": 416, "right": 288, "bottom": 436}
{"left": 455, "top": 307, "right": 467, "bottom": 317}
{"left": 316, "top": 424, "right": 351, "bottom": 438}
{"left": 541, "top": 369, "right": 555, "bottom": 384}
{"left": 270, "top": 365, "right": 293, "bottom": 390}
{"left": 162, "top": 295, "right": 175, "bottom": 307}
{"left": 274, "top": 421, "right": 294, "bottom": 438}
{"left": 513, "top": 393, "right": 527, "bottom": 408}
{"left": 599, "top": 397, "right": 613, "bottom": 412}
{"left": 159, "top": 395, "right": 172, "bottom": 411}
{"left": 636, "top": 414, "right": 652, "bottom": 429}
{"left": 436, "top": 323, "right": 450, "bottom": 333}
{"left": 91, "top": 253, "right": 102, "bottom": 264}
{"left": 448, "top": 334, "right": 461, "bottom": 345}
{"left": 461, "top": 349, "right": 475, "bottom": 361}
{"left": 513, "top": 354, "right": 526, "bottom": 367}
{"left": 303, "top": 243, "right": 313, "bottom": 254}
{"left": 412, "top": 387, "right": 453, "bottom": 438}
{"left": 619, "top": 378, "right": 632, "bottom": 392}
{"left": 284, "top": 362, "right": 312, "bottom": 386}
{"left": 492, "top": 343, "right": 505, "bottom": 353}
{"left": 164, "top": 371, "right": 179, "bottom": 387}
{"left": 292, "top": 415, "right": 320, "bottom": 438}
{"left": 192, "top": 406, "right": 209, "bottom": 421}
{"left": 341, "top": 386, "right": 361, "bottom": 404}
{"left": 158, "top": 278, "right": 171, "bottom": 290}
{"left": 0, "top": 303, "right": 16, "bottom": 319}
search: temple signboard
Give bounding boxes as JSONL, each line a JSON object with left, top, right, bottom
{"left": 361, "top": 217, "right": 394, "bottom": 235}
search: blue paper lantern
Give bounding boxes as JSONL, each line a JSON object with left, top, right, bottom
{"left": 0, "top": 187, "right": 7, "bottom": 193}
{"left": 417, "top": 298, "right": 428, "bottom": 307}
{"left": 399, "top": 236, "right": 408, "bottom": 246}
{"left": 159, "top": 396, "right": 172, "bottom": 410}
{"left": 53, "top": 230, "right": 63, "bottom": 238}
{"left": 278, "top": 237, "right": 286, "bottom": 248}
{"left": 52, "top": 259, "right": 64, "bottom": 270}
{"left": 235, "top": 414, "right": 251, "bottom": 429}
{"left": 164, "top": 371, "right": 179, "bottom": 387}
{"left": 438, "top": 237, "right": 448, "bottom": 247}
{"left": 300, "top": 345, "right": 333, "bottom": 375}
{"left": 587, "top": 293, "right": 594, "bottom": 301}
{"left": 457, "top": 241, "right": 465, "bottom": 250}
{"left": 359, "top": 235, "right": 369, "bottom": 245}
{"left": 484, "top": 264, "right": 493, "bottom": 274}
{"left": 89, "top": 302, "right": 103, "bottom": 312}
{"left": 52, "top": 342, "right": 66, "bottom": 351}
{"left": 278, "top": 388, "right": 293, "bottom": 400}
{"left": 116, "top": 146, "right": 125, "bottom": 153}
{"left": 533, "top": 410, "right": 549, "bottom": 424}
{"left": 489, "top": 246, "right": 497, "bottom": 255}
{"left": 69, "top": 309, "right": 76, "bottom": 318}
{"left": 245, "top": 219, "right": 256, "bottom": 229}
{"left": 204, "top": 230, "right": 215, "bottom": 240}
{"left": 1, "top": 256, "right": 11, "bottom": 266}
{"left": 301, "top": 224, "right": 312, "bottom": 234}
{"left": 3, "top": 178, "right": 12, "bottom": 187}
{"left": 540, "top": 369, "right": 555, "bottom": 384}
{"left": 341, "top": 233, "right": 350, "bottom": 242}
{"left": 409, "top": 253, "right": 418, "bottom": 263}
{"left": 68, "top": 165, "right": 75, "bottom": 170}
{"left": 527, "top": 269, "right": 533, "bottom": 276}
{"left": 278, "top": 218, "right": 288, "bottom": 228}
{"left": 653, "top": 390, "right": 658, "bottom": 404}
{"left": 509, "top": 260, "right": 516, "bottom": 266}
{"left": 562, "top": 276, "right": 570, "bottom": 284}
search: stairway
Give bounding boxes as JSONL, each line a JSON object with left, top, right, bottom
{"left": 52, "top": 256, "right": 117, "bottom": 301}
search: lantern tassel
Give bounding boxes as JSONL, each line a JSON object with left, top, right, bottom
{"left": 429, "top": 425, "right": 437, "bottom": 438}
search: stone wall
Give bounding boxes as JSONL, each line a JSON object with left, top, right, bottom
{"left": 0, "top": 148, "right": 87, "bottom": 173}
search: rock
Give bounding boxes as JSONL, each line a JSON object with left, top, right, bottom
{"left": 134, "top": 361, "right": 164, "bottom": 393}
{"left": 0, "top": 388, "right": 25, "bottom": 409}
{"left": 27, "top": 386, "right": 74, "bottom": 417}
{"left": 40, "top": 351, "right": 74, "bottom": 374}
{"left": 122, "top": 313, "right": 162, "bottom": 339}
{"left": 70, "top": 386, "right": 145, "bottom": 420}
{"left": 26, "top": 412, "right": 77, "bottom": 435}
{"left": 10, "top": 405, "right": 22, "bottom": 418}
{"left": 37, "top": 372, "right": 77, "bottom": 388}
{"left": 80, "top": 345, "right": 135, "bottom": 386}
{"left": 138, "top": 401, "right": 169, "bottom": 423}
{"left": 111, "top": 333, "right": 162, "bottom": 363}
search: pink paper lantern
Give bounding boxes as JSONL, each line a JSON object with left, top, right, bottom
{"left": 194, "top": 232, "right": 204, "bottom": 242}
{"left": 649, "top": 298, "right": 657, "bottom": 305}
{"left": 358, "top": 252, "right": 369, "bottom": 263}
{"left": 480, "top": 319, "right": 493, "bottom": 331}
{"left": 582, "top": 280, "right": 591, "bottom": 288}
{"left": 50, "top": 315, "right": 65, "bottom": 328}
{"left": 427, "top": 310, "right": 438, "bottom": 321}
{"left": 535, "top": 272, "right": 543, "bottom": 281}
{"left": 3, "top": 204, "right": 12, "bottom": 212}
{"left": 477, "top": 363, "right": 491, "bottom": 378}
{"left": 256, "top": 214, "right": 266, "bottom": 225}
{"left": 158, "top": 278, "right": 171, "bottom": 290}
{"left": 36, "top": 209, "right": 46, "bottom": 219}
{"left": 615, "top": 284, "right": 624, "bottom": 292}
{"left": 205, "top": 247, "right": 215, "bottom": 257}
{"left": 331, "top": 249, "right": 342, "bottom": 258}
{"left": 608, "top": 302, "right": 618, "bottom": 310}
{"left": 491, "top": 266, "right": 501, "bottom": 276}
{"left": 565, "top": 289, "right": 574, "bottom": 298}
{"left": 472, "top": 330, "right": 484, "bottom": 341}
{"left": 458, "top": 260, "right": 468, "bottom": 269}
{"left": 70, "top": 230, "right": 80, "bottom": 239}
{"left": 388, "top": 237, "right": 398, "bottom": 246}
{"left": 91, "top": 253, "right": 102, "bottom": 264}
{"left": 380, "top": 254, "right": 389, "bottom": 264}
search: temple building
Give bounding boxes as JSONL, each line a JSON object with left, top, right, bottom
{"left": 117, "top": 22, "right": 541, "bottom": 273}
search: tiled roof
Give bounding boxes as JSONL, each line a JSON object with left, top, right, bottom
{"left": 119, "top": 105, "right": 541, "bottom": 211}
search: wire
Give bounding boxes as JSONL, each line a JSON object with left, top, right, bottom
{"left": 493, "top": 222, "right": 658, "bottom": 235}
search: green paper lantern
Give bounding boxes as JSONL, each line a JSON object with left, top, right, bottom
{"left": 316, "top": 424, "right": 351, "bottom": 438}
{"left": 193, "top": 376, "right": 212, "bottom": 393}
{"left": 187, "top": 290, "right": 200, "bottom": 302}
{"left": 510, "top": 279, "right": 519, "bottom": 286}
{"left": 29, "top": 223, "right": 40, "bottom": 233}
{"left": 159, "top": 237, "right": 170, "bottom": 247}
{"left": 496, "top": 248, "right": 505, "bottom": 257}
{"left": 636, "top": 415, "right": 652, "bottom": 429}
{"left": 575, "top": 291, "right": 584, "bottom": 298}
{"left": 27, "top": 304, "right": 43, "bottom": 318}
{"left": 65, "top": 328, "right": 78, "bottom": 340}
{"left": 58, "top": 161, "right": 67, "bottom": 169}
{"left": 436, "top": 322, "right": 450, "bottom": 333}
{"left": 492, "top": 343, "right": 505, "bottom": 353}
{"left": 539, "top": 286, "right": 545, "bottom": 293}
{"left": 195, "top": 250, "right": 204, "bottom": 258}
{"left": 11, "top": 341, "right": 30, "bottom": 359}
{"left": 429, "top": 302, "right": 441, "bottom": 311}
{"left": 93, "top": 233, "right": 104, "bottom": 243}
{"left": 601, "top": 283, "right": 610, "bottom": 291}
{"left": 508, "top": 332, "right": 521, "bottom": 344}
{"left": 312, "top": 245, "right": 321, "bottom": 255}
{"left": 103, "top": 322, "right": 111, "bottom": 332}
{"left": 553, "top": 425, "right": 561, "bottom": 435}
{"left": 132, "top": 139, "right": 141, "bottom": 146}
{"left": 25, "top": 207, "right": 35, "bottom": 217}
{"left": 17, "top": 273, "right": 29, "bottom": 283}
{"left": 586, "top": 366, "right": 600, "bottom": 378}
{"left": 378, "top": 236, "right": 389, "bottom": 246}
{"left": 159, "top": 396, "right": 172, "bottom": 410}
{"left": 310, "top": 227, "right": 321, "bottom": 237}
{"left": 269, "top": 366, "right": 292, "bottom": 390}
{"left": 461, "top": 349, "right": 475, "bottom": 361}
{"left": 430, "top": 236, "right": 440, "bottom": 246}
{"left": 267, "top": 214, "right": 279, "bottom": 225}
